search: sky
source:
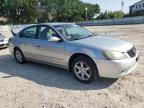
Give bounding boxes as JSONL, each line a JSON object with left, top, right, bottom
{"left": 81, "top": 0, "right": 140, "bottom": 13}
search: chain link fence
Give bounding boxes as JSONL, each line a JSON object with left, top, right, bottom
{"left": 77, "top": 16, "right": 144, "bottom": 26}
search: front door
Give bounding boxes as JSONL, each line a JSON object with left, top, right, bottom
{"left": 33, "top": 25, "right": 65, "bottom": 66}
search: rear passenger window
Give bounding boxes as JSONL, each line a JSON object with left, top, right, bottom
{"left": 20, "top": 27, "right": 37, "bottom": 38}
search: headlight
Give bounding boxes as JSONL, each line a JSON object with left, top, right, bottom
{"left": 103, "top": 50, "right": 128, "bottom": 60}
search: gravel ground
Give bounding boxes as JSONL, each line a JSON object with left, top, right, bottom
{"left": 0, "top": 24, "right": 144, "bottom": 108}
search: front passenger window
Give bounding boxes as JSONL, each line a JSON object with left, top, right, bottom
{"left": 38, "top": 26, "right": 58, "bottom": 40}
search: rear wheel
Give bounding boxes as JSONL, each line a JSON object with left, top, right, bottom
{"left": 14, "top": 48, "right": 26, "bottom": 64}
{"left": 71, "top": 56, "right": 99, "bottom": 83}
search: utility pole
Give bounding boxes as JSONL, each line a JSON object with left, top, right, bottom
{"left": 85, "top": 6, "right": 88, "bottom": 21}
{"left": 121, "top": 1, "right": 124, "bottom": 12}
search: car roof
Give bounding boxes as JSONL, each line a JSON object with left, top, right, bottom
{"left": 23, "top": 22, "right": 75, "bottom": 28}
{"left": 40, "top": 22, "right": 75, "bottom": 26}
{"left": 21, "top": 22, "right": 74, "bottom": 30}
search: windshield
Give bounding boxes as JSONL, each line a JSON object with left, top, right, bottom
{"left": 54, "top": 24, "right": 93, "bottom": 41}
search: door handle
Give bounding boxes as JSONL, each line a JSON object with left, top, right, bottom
{"left": 23, "top": 44, "right": 32, "bottom": 46}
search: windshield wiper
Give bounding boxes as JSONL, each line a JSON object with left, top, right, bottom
{"left": 72, "top": 38, "right": 82, "bottom": 40}
{"left": 89, "top": 32, "right": 98, "bottom": 36}
{"left": 69, "top": 34, "right": 95, "bottom": 41}
{"left": 81, "top": 35, "right": 94, "bottom": 39}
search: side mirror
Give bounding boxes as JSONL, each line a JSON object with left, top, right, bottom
{"left": 48, "top": 36, "right": 61, "bottom": 42}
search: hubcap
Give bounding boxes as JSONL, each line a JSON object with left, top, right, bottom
{"left": 15, "top": 50, "right": 23, "bottom": 62}
{"left": 74, "top": 62, "right": 91, "bottom": 80}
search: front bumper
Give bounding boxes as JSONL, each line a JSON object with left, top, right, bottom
{"left": 94, "top": 53, "right": 139, "bottom": 78}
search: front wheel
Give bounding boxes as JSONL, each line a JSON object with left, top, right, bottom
{"left": 14, "top": 48, "right": 26, "bottom": 64}
{"left": 71, "top": 56, "right": 99, "bottom": 83}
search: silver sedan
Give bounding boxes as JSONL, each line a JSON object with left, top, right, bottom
{"left": 9, "top": 23, "right": 139, "bottom": 83}
{"left": 0, "top": 33, "right": 8, "bottom": 48}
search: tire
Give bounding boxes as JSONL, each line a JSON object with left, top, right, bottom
{"left": 14, "top": 48, "right": 26, "bottom": 64}
{"left": 71, "top": 56, "right": 99, "bottom": 83}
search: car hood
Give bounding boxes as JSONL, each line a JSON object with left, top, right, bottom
{"left": 71, "top": 36, "right": 133, "bottom": 52}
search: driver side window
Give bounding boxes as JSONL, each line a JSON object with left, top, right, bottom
{"left": 38, "top": 26, "right": 58, "bottom": 40}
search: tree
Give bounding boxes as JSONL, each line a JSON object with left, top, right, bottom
{"left": 0, "top": 0, "right": 100, "bottom": 24}
{"left": 97, "top": 11, "right": 125, "bottom": 20}
{"left": 0, "top": 0, "right": 40, "bottom": 24}
{"left": 53, "top": 0, "right": 100, "bottom": 22}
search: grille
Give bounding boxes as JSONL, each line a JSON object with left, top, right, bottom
{"left": 127, "top": 47, "right": 136, "bottom": 58}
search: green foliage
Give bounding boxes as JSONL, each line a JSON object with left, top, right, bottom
{"left": 52, "top": 0, "right": 100, "bottom": 22}
{"left": 97, "top": 11, "right": 125, "bottom": 19}
{"left": 0, "top": 0, "right": 41, "bottom": 24}
{"left": 0, "top": 0, "right": 100, "bottom": 24}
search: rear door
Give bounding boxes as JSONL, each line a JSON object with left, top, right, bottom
{"left": 18, "top": 26, "right": 39, "bottom": 58}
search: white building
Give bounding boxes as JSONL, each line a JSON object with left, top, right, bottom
{"left": 129, "top": 0, "right": 144, "bottom": 16}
